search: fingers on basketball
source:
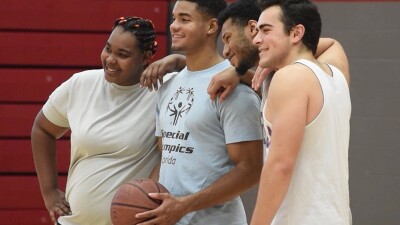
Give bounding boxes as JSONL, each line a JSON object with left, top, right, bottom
{"left": 110, "top": 178, "right": 169, "bottom": 225}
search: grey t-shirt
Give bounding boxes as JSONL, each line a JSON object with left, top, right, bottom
{"left": 156, "top": 60, "right": 263, "bottom": 225}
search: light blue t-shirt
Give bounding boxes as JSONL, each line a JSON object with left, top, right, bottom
{"left": 155, "top": 60, "right": 263, "bottom": 225}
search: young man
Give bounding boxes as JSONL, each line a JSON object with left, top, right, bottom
{"left": 250, "top": 0, "right": 351, "bottom": 225}
{"left": 208, "top": 0, "right": 346, "bottom": 102}
{"left": 140, "top": 0, "right": 345, "bottom": 104}
{"left": 135, "top": 1, "right": 264, "bottom": 225}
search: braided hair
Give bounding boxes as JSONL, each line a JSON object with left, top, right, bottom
{"left": 113, "top": 16, "right": 158, "bottom": 57}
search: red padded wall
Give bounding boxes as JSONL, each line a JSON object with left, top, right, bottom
{"left": 0, "top": 1, "right": 169, "bottom": 224}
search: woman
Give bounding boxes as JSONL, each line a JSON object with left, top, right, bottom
{"left": 31, "top": 16, "right": 161, "bottom": 225}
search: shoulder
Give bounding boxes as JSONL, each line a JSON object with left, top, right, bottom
{"left": 233, "top": 84, "right": 260, "bottom": 96}
{"left": 267, "top": 64, "right": 316, "bottom": 102}
{"left": 71, "top": 69, "right": 103, "bottom": 81}
{"left": 162, "top": 72, "right": 179, "bottom": 85}
{"left": 222, "top": 84, "right": 261, "bottom": 107}
{"left": 157, "top": 72, "right": 179, "bottom": 93}
{"left": 57, "top": 69, "right": 103, "bottom": 94}
{"left": 62, "top": 69, "right": 103, "bottom": 88}
{"left": 272, "top": 64, "right": 314, "bottom": 87}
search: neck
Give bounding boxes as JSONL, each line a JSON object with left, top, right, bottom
{"left": 186, "top": 52, "right": 224, "bottom": 71}
{"left": 279, "top": 46, "right": 316, "bottom": 70}
{"left": 184, "top": 41, "right": 224, "bottom": 71}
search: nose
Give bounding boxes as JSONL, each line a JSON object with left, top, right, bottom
{"left": 222, "top": 44, "right": 231, "bottom": 59}
{"left": 170, "top": 20, "right": 178, "bottom": 33}
{"left": 253, "top": 32, "right": 261, "bottom": 46}
{"left": 105, "top": 54, "right": 116, "bottom": 65}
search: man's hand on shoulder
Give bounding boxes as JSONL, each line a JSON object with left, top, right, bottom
{"left": 140, "top": 54, "right": 186, "bottom": 91}
{"left": 207, "top": 66, "right": 240, "bottom": 102}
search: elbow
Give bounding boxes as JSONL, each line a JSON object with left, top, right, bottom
{"left": 245, "top": 159, "right": 264, "bottom": 186}
{"left": 268, "top": 158, "right": 296, "bottom": 178}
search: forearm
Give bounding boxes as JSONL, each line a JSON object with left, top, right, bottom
{"left": 183, "top": 161, "right": 261, "bottom": 213}
{"left": 250, "top": 158, "right": 294, "bottom": 225}
{"left": 31, "top": 125, "right": 60, "bottom": 196}
{"left": 239, "top": 70, "right": 264, "bottom": 97}
{"left": 173, "top": 54, "right": 187, "bottom": 71}
{"left": 239, "top": 69, "right": 254, "bottom": 87}
{"left": 238, "top": 69, "right": 262, "bottom": 98}
{"left": 315, "top": 38, "right": 335, "bottom": 58}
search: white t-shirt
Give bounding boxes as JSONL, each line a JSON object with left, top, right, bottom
{"left": 263, "top": 59, "right": 352, "bottom": 225}
{"left": 156, "top": 60, "right": 263, "bottom": 225}
{"left": 43, "top": 69, "right": 160, "bottom": 225}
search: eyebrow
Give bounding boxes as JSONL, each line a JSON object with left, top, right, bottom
{"left": 173, "top": 12, "right": 192, "bottom": 18}
{"left": 106, "top": 42, "right": 132, "bottom": 55}
{"left": 257, "top": 23, "right": 273, "bottom": 30}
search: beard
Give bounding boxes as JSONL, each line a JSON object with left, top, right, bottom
{"left": 235, "top": 45, "right": 259, "bottom": 75}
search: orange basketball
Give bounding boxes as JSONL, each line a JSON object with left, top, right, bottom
{"left": 110, "top": 178, "right": 169, "bottom": 225}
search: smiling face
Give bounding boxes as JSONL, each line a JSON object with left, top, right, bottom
{"left": 221, "top": 18, "right": 259, "bottom": 70}
{"left": 169, "top": 1, "right": 210, "bottom": 54}
{"left": 253, "top": 6, "right": 292, "bottom": 70}
{"left": 100, "top": 26, "right": 147, "bottom": 86}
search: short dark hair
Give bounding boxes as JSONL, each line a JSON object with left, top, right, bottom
{"left": 179, "top": 0, "right": 227, "bottom": 19}
{"left": 113, "top": 16, "right": 158, "bottom": 56}
{"left": 218, "top": 0, "right": 261, "bottom": 29}
{"left": 257, "top": 0, "right": 321, "bottom": 54}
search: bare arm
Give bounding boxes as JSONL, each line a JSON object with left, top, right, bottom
{"left": 207, "top": 38, "right": 341, "bottom": 100}
{"left": 250, "top": 67, "right": 308, "bottom": 225}
{"left": 316, "top": 38, "right": 350, "bottom": 85}
{"left": 207, "top": 67, "right": 258, "bottom": 101}
{"left": 251, "top": 38, "right": 349, "bottom": 92}
{"left": 31, "top": 110, "right": 71, "bottom": 224}
{"left": 140, "top": 54, "right": 186, "bottom": 91}
{"left": 181, "top": 140, "right": 263, "bottom": 211}
{"left": 136, "top": 140, "right": 264, "bottom": 225}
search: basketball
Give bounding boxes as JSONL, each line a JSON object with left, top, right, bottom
{"left": 110, "top": 178, "right": 169, "bottom": 225}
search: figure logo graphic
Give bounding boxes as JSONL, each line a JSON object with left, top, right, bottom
{"left": 167, "top": 87, "right": 194, "bottom": 125}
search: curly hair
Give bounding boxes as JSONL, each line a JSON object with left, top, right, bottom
{"left": 113, "top": 16, "right": 158, "bottom": 56}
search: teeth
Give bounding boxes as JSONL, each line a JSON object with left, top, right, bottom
{"left": 172, "top": 34, "right": 183, "bottom": 38}
{"left": 106, "top": 66, "right": 117, "bottom": 72}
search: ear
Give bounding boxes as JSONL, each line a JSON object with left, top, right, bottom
{"left": 142, "top": 50, "right": 153, "bottom": 67}
{"left": 206, "top": 18, "right": 219, "bottom": 35}
{"left": 291, "top": 24, "right": 305, "bottom": 44}
{"left": 248, "top": 20, "right": 258, "bottom": 38}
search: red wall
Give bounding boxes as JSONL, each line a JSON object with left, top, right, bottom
{"left": 0, "top": 1, "right": 169, "bottom": 224}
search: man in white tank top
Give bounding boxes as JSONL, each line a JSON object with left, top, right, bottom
{"left": 250, "top": 1, "right": 352, "bottom": 225}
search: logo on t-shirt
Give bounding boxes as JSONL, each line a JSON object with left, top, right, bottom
{"left": 166, "top": 87, "right": 194, "bottom": 125}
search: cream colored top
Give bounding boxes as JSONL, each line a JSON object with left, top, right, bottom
{"left": 43, "top": 69, "right": 160, "bottom": 225}
{"left": 263, "top": 60, "right": 352, "bottom": 225}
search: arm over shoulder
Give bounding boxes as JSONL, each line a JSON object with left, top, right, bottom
{"left": 316, "top": 38, "right": 350, "bottom": 85}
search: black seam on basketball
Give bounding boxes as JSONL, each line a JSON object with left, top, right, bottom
{"left": 152, "top": 179, "right": 161, "bottom": 193}
{"left": 126, "top": 182, "right": 161, "bottom": 205}
{"left": 152, "top": 180, "right": 164, "bottom": 205}
{"left": 111, "top": 202, "right": 153, "bottom": 211}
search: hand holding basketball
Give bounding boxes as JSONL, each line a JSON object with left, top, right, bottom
{"left": 110, "top": 178, "right": 169, "bottom": 225}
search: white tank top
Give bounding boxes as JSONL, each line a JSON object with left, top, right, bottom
{"left": 263, "top": 59, "right": 352, "bottom": 225}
